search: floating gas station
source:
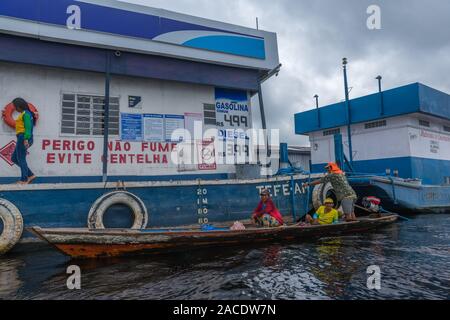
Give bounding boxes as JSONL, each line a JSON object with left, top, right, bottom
{"left": 0, "top": 0, "right": 281, "bottom": 184}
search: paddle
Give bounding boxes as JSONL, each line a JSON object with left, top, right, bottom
{"left": 354, "top": 204, "right": 409, "bottom": 221}
{"left": 379, "top": 207, "right": 410, "bottom": 221}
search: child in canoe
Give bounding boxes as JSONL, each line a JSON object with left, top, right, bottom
{"left": 306, "top": 198, "right": 340, "bottom": 225}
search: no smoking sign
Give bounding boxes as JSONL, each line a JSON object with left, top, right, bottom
{"left": 198, "top": 140, "right": 217, "bottom": 171}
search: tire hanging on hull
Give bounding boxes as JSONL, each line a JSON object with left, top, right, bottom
{"left": 312, "top": 183, "right": 341, "bottom": 211}
{"left": 87, "top": 191, "right": 148, "bottom": 230}
{"left": 0, "top": 199, "right": 24, "bottom": 255}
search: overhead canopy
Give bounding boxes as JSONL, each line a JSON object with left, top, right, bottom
{"left": 0, "top": 0, "right": 279, "bottom": 71}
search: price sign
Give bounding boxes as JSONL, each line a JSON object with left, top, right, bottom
{"left": 215, "top": 88, "right": 251, "bottom": 141}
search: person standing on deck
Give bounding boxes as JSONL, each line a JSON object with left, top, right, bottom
{"left": 11, "top": 98, "right": 36, "bottom": 184}
{"left": 304, "top": 162, "right": 358, "bottom": 222}
{"left": 252, "top": 189, "right": 284, "bottom": 227}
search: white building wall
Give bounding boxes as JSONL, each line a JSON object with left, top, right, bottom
{"left": 308, "top": 115, "right": 450, "bottom": 165}
{"left": 310, "top": 131, "right": 337, "bottom": 165}
{"left": 0, "top": 61, "right": 239, "bottom": 179}
{"left": 310, "top": 116, "right": 430, "bottom": 164}
{"left": 408, "top": 114, "right": 450, "bottom": 161}
{"left": 348, "top": 117, "right": 411, "bottom": 161}
{"left": 288, "top": 153, "right": 311, "bottom": 171}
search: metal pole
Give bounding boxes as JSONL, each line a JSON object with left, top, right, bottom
{"left": 314, "top": 94, "right": 320, "bottom": 127}
{"left": 258, "top": 81, "right": 270, "bottom": 177}
{"left": 255, "top": 64, "right": 281, "bottom": 177}
{"left": 258, "top": 81, "right": 267, "bottom": 131}
{"left": 376, "top": 75, "right": 384, "bottom": 115}
{"left": 102, "top": 51, "right": 111, "bottom": 183}
{"left": 290, "top": 175, "right": 296, "bottom": 222}
{"left": 343, "top": 58, "right": 353, "bottom": 164}
{"left": 376, "top": 75, "right": 382, "bottom": 93}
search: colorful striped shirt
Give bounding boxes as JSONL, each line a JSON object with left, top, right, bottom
{"left": 15, "top": 111, "right": 33, "bottom": 140}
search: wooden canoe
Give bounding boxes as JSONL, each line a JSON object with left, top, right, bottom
{"left": 28, "top": 215, "right": 399, "bottom": 259}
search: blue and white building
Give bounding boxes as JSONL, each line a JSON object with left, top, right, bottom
{"left": 0, "top": 0, "right": 280, "bottom": 183}
{"left": 1, "top": 1, "right": 317, "bottom": 255}
{"left": 295, "top": 83, "right": 450, "bottom": 186}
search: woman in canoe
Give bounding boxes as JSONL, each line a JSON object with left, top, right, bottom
{"left": 252, "top": 189, "right": 284, "bottom": 227}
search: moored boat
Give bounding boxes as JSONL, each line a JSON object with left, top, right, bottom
{"left": 349, "top": 175, "right": 450, "bottom": 214}
{"left": 294, "top": 82, "right": 450, "bottom": 215}
{"left": 29, "top": 214, "right": 399, "bottom": 259}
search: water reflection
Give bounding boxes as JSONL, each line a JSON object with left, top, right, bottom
{"left": 262, "top": 246, "right": 282, "bottom": 268}
{"left": 310, "top": 238, "right": 350, "bottom": 297}
{"left": 0, "top": 258, "right": 24, "bottom": 298}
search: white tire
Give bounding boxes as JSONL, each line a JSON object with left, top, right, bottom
{"left": 0, "top": 199, "right": 24, "bottom": 255}
{"left": 87, "top": 191, "right": 148, "bottom": 230}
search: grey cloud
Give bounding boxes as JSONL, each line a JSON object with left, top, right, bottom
{"left": 120, "top": 0, "right": 450, "bottom": 145}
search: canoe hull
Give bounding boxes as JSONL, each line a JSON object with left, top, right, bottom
{"left": 29, "top": 215, "right": 399, "bottom": 259}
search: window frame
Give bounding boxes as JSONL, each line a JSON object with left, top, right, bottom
{"left": 203, "top": 103, "right": 217, "bottom": 126}
{"left": 444, "top": 177, "right": 450, "bottom": 185}
{"left": 323, "top": 128, "right": 341, "bottom": 137}
{"left": 365, "top": 120, "right": 387, "bottom": 129}
{"left": 60, "top": 92, "right": 120, "bottom": 138}
{"left": 419, "top": 119, "right": 430, "bottom": 128}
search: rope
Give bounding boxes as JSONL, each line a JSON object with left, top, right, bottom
{"left": 388, "top": 177, "right": 399, "bottom": 205}
{"left": 276, "top": 166, "right": 311, "bottom": 220}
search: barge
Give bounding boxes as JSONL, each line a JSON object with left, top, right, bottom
{"left": 0, "top": 0, "right": 311, "bottom": 255}
{"left": 295, "top": 80, "right": 450, "bottom": 214}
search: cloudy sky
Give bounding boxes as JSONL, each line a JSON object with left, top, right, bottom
{"left": 120, "top": 0, "right": 450, "bottom": 146}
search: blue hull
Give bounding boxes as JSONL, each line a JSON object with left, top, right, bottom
{"left": 0, "top": 175, "right": 312, "bottom": 241}
{"left": 350, "top": 176, "right": 450, "bottom": 214}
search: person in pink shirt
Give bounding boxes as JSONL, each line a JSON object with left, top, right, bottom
{"left": 252, "top": 189, "right": 284, "bottom": 227}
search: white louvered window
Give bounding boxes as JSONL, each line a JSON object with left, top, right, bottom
{"left": 61, "top": 93, "right": 120, "bottom": 136}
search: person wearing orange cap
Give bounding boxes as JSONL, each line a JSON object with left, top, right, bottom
{"left": 304, "top": 162, "right": 358, "bottom": 222}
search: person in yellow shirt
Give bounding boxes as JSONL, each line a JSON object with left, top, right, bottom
{"left": 306, "top": 198, "right": 340, "bottom": 225}
{"left": 11, "top": 98, "right": 36, "bottom": 184}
